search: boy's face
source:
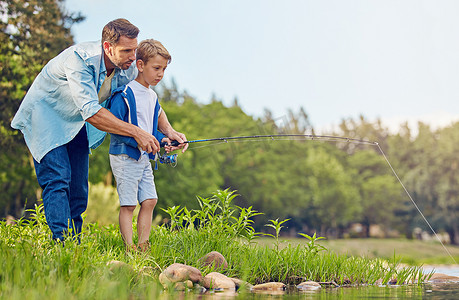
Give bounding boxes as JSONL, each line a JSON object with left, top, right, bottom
{"left": 104, "top": 36, "right": 138, "bottom": 70}
{"left": 137, "top": 55, "right": 168, "bottom": 87}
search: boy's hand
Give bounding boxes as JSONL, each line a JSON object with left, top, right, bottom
{"left": 161, "top": 138, "right": 173, "bottom": 153}
{"left": 165, "top": 131, "right": 188, "bottom": 153}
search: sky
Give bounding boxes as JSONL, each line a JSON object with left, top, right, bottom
{"left": 65, "top": 0, "right": 459, "bottom": 133}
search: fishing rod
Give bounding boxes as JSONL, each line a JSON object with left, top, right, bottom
{"left": 163, "top": 134, "right": 377, "bottom": 147}
{"left": 158, "top": 133, "right": 458, "bottom": 264}
{"left": 158, "top": 134, "right": 377, "bottom": 165}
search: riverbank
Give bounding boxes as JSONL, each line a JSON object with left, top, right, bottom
{"left": 0, "top": 190, "right": 433, "bottom": 299}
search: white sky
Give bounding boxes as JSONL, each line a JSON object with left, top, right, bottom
{"left": 66, "top": 0, "right": 459, "bottom": 133}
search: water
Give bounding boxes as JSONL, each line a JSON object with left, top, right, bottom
{"left": 422, "top": 265, "right": 459, "bottom": 277}
{"left": 193, "top": 284, "right": 459, "bottom": 299}
{"left": 172, "top": 266, "right": 459, "bottom": 299}
{"left": 174, "top": 280, "right": 459, "bottom": 299}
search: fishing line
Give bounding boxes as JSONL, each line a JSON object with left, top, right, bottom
{"left": 375, "top": 143, "right": 457, "bottom": 265}
{"left": 163, "top": 134, "right": 457, "bottom": 263}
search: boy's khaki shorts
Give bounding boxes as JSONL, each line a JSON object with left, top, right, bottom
{"left": 110, "top": 153, "right": 157, "bottom": 206}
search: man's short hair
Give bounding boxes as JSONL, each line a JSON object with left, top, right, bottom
{"left": 102, "top": 18, "right": 139, "bottom": 45}
{"left": 136, "top": 39, "right": 171, "bottom": 64}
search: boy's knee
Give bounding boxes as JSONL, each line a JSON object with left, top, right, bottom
{"left": 141, "top": 198, "right": 157, "bottom": 209}
{"left": 120, "top": 205, "right": 136, "bottom": 213}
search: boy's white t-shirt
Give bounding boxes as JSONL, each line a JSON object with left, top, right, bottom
{"left": 127, "top": 80, "right": 162, "bottom": 135}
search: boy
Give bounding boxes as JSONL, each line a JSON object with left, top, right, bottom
{"left": 108, "top": 39, "right": 187, "bottom": 251}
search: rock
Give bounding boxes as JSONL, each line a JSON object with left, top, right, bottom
{"left": 173, "top": 280, "right": 194, "bottom": 291}
{"left": 230, "top": 277, "right": 253, "bottom": 290}
{"left": 162, "top": 263, "right": 203, "bottom": 283}
{"left": 297, "top": 281, "right": 321, "bottom": 291}
{"left": 159, "top": 263, "right": 203, "bottom": 289}
{"left": 428, "top": 273, "right": 459, "bottom": 283}
{"left": 159, "top": 272, "right": 173, "bottom": 288}
{"left": 199, "top": 251, "right": 228, "bottom": 271}
{"left": 200, "top": 272, "right": 236, "bottom": 290}
{"left": 251, "top": 282, "right": 286, "bottom": 291}
{"left": 173, "top": 281, "right": 187, "bottom": 291}
{"left": 6, "top": 215, "right": 15, "bottom": 225}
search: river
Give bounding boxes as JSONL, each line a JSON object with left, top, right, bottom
{"left": 423, "top": 265, "right": 459, "bottom": 277}
{"left": 190, "top": 266, "right": 459, "bottom": 299}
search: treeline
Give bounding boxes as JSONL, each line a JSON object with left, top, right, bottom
{"left": 143, "top": 84, "right": 458, "bottom": 245}
{"left": 1, "top": 0, "right": 457, "bottom": 244}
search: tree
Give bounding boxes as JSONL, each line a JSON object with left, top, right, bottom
{"left": 433, "top": 123, "right": 459, "bottom": 244}
{"left": 348, "top": 150, "right": 407, "bottom": 237}
{"left": 0, "top": 0, "right": 83, "bottom": 217}
{"left": 305, "top": 146, "right": 361, "bottom": 237}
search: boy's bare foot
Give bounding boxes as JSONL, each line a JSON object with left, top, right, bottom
{"left": 125, "top": 244, "right": 137, "bottom": 254}
{"left": 138, "top": 240, "right": 151, "bottom": 253}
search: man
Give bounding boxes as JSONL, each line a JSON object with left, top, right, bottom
{"left": 11, "top": 18, "right": 187, "bottom": 241}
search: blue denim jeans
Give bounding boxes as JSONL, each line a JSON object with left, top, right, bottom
{"left": 33, "top": 125, "right": 89, "bottom": 241}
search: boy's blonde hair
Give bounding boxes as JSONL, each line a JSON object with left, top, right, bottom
{"left": 136, "top": 39, "right": 171, "bottom": 64}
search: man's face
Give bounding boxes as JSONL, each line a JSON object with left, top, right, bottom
{"left": 104, "top": 36, "right": 137, "bottom": 70}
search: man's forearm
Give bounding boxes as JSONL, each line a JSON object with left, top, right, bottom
{"left": 86, "top": 107, "right": 160, "bottom": 153}
{"left": 86, "top": 107, "right": 140, "bottom": 137}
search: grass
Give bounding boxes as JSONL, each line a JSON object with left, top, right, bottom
{"left": 255, "top": 237, "right": 459, "bottom": 265}
{"left": 322, "top": 238, "right": 459, "bottom": 265}
{"left": 0, "top": 189, "right": 431, "bottom": 299}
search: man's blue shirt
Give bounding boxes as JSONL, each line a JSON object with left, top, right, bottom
{"left": 11, "top": 40, "right": 137, "bottom": 162}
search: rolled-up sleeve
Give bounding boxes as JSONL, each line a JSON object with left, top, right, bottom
{"left": 64, "top": 51, "right": 103, "bottom": 120}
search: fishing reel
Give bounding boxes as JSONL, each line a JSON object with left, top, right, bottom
{"left": 158, "top": 140, "right": 179, "bottom": 167}
{"left": 159, "top": 152, "right": 178, "bottom": 166}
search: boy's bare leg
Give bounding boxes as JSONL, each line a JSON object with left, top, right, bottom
{"left": 137, "top": 198, "right": 157, "bottom": 249}
{"left": 119, "top": 205, "right": 136, "bottom": 247}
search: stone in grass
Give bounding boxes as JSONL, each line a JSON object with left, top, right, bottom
{"left": 173, "top": 280, "right": 194, "bottom": 291}
{"left": 199, "top": 251, "right": 228, "bottom": 271}
{"left": 159, "top": 263, "right": 203, "bottom": 289}
{"left": 200, "top": 272, "right": 236, "bottom": 290}
{"left": 297, "top": 281, "right": 321, "bottom": 291}
{"left": 230, "top": 277, "right": 253, "bottom": 291}
{"left": 164, "top": 263, "right": 203, "bottom": 283}
{"left": 251, "top": 282, "right": 286, "bottom": 291}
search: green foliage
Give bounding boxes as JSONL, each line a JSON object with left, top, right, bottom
{"left": 265, "top": 218, "right": 290, "bottom": 252}
{"left": 85, "top": 182, "right": 120, "bottom": 226}
{"left": 298, "top": 232, "right": 327, "bottom": 255}
{"left": 0, "top": 192, "right": 426, "bottom": 299}
{"left": 305, "top": 146, "right": 362, "bottom": 235}
{"left": 0, "top": 0, "right": 83, "bottom": 216}
{"left": 161, "top": 189, "right": 262, "bottom": 243}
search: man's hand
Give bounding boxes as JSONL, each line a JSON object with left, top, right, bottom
{"left": 133, "top": 126, "right": 160, "bottom": 153}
